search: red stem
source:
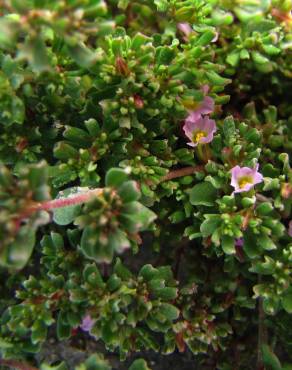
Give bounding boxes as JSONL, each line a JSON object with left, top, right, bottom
{"left": 0, "top": 359, "right": 38, "bottom": 370}
{"left": 161, "top": 165, "right": 204, "bottom": 182}
{"left": 18, "top": 166, "right": 203, "bottom": 222}
{"left": 18, "top": 188, "right": 103, "bottom": 223}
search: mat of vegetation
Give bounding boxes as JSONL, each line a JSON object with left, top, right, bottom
{"left": 0, "top": 1, "right": 291, "bottom": 369}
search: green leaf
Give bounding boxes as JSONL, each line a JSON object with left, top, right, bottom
{"left": 195, "top": 31, "right": 217, "bottom": 47}
{"left": 158, "top": 303, "right": 180, "bottom": 321}
{"left": 83, "top": 263, "right": 105, "bottom": 288}
{"left": 114, "top": 258, "right": 133, "bottom": 280}
{"left": 129, "top": 359, "right": 152, "bottom": 370}
{"left": 205, "top": 71, "right": 231, "bottom": 86}
{"left": 80, "top": 354, "right": 111, "bottom": 370}
{"left": 0, "top": 225, "right": 35, "bottom": 270}
{"left": 243, "top": 231, "right": 261, "bottom": 258}
{"left": 226, "top": 51, "right": 240, "bottom": 67}
{"left": 200, "top": 215, "right": 221, "bottom": 237}
{"left": 121, "top": 202, "right": 156, "bottom": 231}
{"left": 155, "top": 46, "right": 175, "bottom": 65}
{"left": 257, "top": 234, "right": 277, "bottom": 251}
{"left": 118, "top": 181, "right": 140, "bottom": 202}
{"left": 282, "top": 287, "right": 292, "bottom": 314}
{"left": 57, "top": 312, "right": 71, "bottom": 340}
{"left": 53, "top": 187, "right": 82, "bottom": 226}
{"left": 221, "top": 235, "right": 235, "bottom": 255}
{"left": 108, "top": 228, "right": 130, "bottom": 254}
{"left": 256, "top": 202, "right": 273, "bottom": 216}
{"left": 67, "top": 43, "right": 101, "bottom": 68}
{"left": 189, "top": 182, "right": 217, "bottom": 206}
{"left": 31, "top": 320, "right": 48, "bottom": 344}
{"left": 132, "top": 33, "right": 152, "bottom": 50}
{"left": 262, "top": 344, "right": 282, "bottom": 370}
{"left": 105, "top": 168, "right": 128, "bottom": 188}
{"left": 154, "top": 0, "right": 169, "bottom": 12}
{"left": 41, "top": 362, "right": 68, "bottom": 370}
{"left": 18, "top": 36, "right": 51, "bottom": 73}
{"left": 81, "top": 227, "right": 114, "bottom": 263}
{"left": 223, "top": 116, "right": 236, "bottom": 143}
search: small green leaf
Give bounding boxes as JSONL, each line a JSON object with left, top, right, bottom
{"left": 41, "top": 362, "right": 68, "bottom": 370}
{"left": 221, "top": 235, "right": 235, "bottom": 255}
{"left": 79, "top": 354, "right": 111, "bottom": 370}
{"left": 121, "top": 202, "right": 156, "bottom": 231}
{"left": 105, "top": 168, "right": 128, "bottom": 188}
{"left": 0, "top": 225, "right": 35, "bottom": 270}
{"left": 155, "top": 46, "right": 175, "bottom": 65}
{"left": 83, "top": 263, "right": 105, "bottom": 288}
{"left": 118, "top": 181, "right": 140, "bottom": 202}
{"left": 129, "top": 359, "right": 152, "bottom": 370}
{"left": 57, "top": 312, "right": 71, "bottom": 340}
{"left": 282, "top": 287, "right": 292, "bottom": 314}
{"left": 67, "top": 43, "right": 101, "bottom": 68}
{"left": 262, "top": 344, "right": 282, "bottom": 370}
{"left": 200, "top": 215, "right": 221, "bottom": 237}
{"left": 158, "top": 303, "right": 180, "bottom": 321}
{"left": 205, "top": 71, "right": 231, "bottom": 86}
{"left": 31, "top": 320, "right": 48, "bottom": 344}
{"left": 108, "top": 228, "right": 130, "bottom": 254}
{"left": 53, "top": 187, "right": 82, "bottom": 226}
{"left": 226, "top": 51, "right": 240, "bottom": 67}
{"left": 18, "top": 36, "right": 51, "bottom": 73}
{"left": 81, "top": 227, "right": 114, "bottom": 263}
{"left": 190, "top": 182, "right": 217, "bottom": 206}
{"left": 257, "top": 234, "right": 277, "bottom": 251}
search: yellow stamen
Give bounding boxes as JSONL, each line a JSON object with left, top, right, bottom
{"left": 238, "top": 176, "right": 253, "bottom": 189}
{"left": 193, "top": 130, "right": 206, "bottom": 143}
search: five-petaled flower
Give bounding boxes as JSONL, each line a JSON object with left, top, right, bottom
{"left": 80, "top": 314, "right": 95, "bottom": 332}
{"left": 185, "top": 94, "right": 215, "bottom": 122}
{"left": 183, "top": 116, "right": 217, "bottom": 147}
{"left": 230, "top": 164, "right": 263, "bottom": 194}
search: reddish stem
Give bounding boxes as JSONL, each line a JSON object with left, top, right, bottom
{"left": 17, "top": 188, "right": 103, "bottom": 225}
{"left": 17, "top": 166, "right": 203, "bottom": 223}
{"left": 161, "top": 165, "right": 204, "bottom": 182}
{"left": 0, "top": 359, "right": 38, "bottom": 370}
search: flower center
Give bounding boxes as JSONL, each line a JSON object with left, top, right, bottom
{"left": 193, "top": 130, "right": 206, "bottom": 143}
{"left": 238, "top": 176, "right": 253, "bottom": 189}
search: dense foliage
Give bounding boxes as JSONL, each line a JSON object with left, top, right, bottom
{"left": 0, "top": 0, "right": 291, "bottom": 369}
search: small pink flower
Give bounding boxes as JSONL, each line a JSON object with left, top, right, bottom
{"left": 177, "top": 22, "right": 193, "bottom": 38}
{"left": 235, "top": 238, "right": 244, "bottom": 247}
{"left": 184, "top": 85, "right": 215, "bottom": 121}
{"left": 186, "top": 96, "right": 215, "bottom": 122}
{"left": 183, "top": 116, "right": 217, "bottom": 147}
{"left": 80, "top": 314, "right": 95, "bottom": 332}
{"left": 231, "top": 164, "right": 263, "bottom": 194}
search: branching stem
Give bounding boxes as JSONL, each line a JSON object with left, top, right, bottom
{"left": 18, "top": 166, "right": 203, "bottom": 222}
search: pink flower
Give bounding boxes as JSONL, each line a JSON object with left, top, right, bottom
{"left": 231, "top": 164, "right": 263, "bottom": 194}
{"left": 183, "top": 116, "right": 217, "bottom": 147}
{"left": 235, "top": 238, "right": 244, "bottom": 247}
{"left": 177, "top": 22, "right": 193, "bottom": 38}
{"left": 184, "top": 85, "right": 215, "bottom": 121}
{"left": 80, "top": 314, "right": 95, "bottom": 332}
{"left": 186, "top": 96, "right": 215, "bottom": 122}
